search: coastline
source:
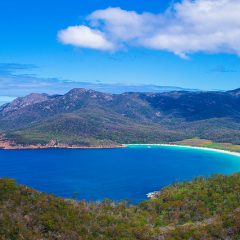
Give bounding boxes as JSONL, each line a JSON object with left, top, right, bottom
{"left": 141, "top": 143, "right": 240, "bottom": 200}
{"left": 126, "top": 144, "right": 240, "bottom": 157}
{"left": 2, "top": 141, "right": 240, "bottom": 201}
{"left": 0, "top": 140, "right": 125, "bottom": 150}
{"left": 1, "top": 139, "right": 240, "bottom": 157}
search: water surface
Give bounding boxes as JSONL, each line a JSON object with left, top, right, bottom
{"left": 0, "top": 146, "right": 239, "bottom": 203}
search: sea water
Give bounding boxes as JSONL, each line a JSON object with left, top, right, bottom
{"left": 0, "top": 146, "right": 239, "bottom": 203}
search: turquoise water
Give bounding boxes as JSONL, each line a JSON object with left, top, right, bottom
{"left": 0, "top": 146, "right": 240, "bottom": 203}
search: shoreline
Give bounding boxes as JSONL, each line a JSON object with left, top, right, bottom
{"left": 0, "top": 141, "right": 125, "bottom": 150}
{"left": 1, "top": 141, "right": 240, "bottom": 157}
{"left": 2, "top": 141, "right": 240, "bottom": 200}
{"left": 141, "top": 143, "right": 240, "bottom": 200}
{"left": 126, "top": 144, "right": 240, "bottom": 157}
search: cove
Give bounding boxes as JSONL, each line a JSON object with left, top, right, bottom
{"left": 0, "top": 146, "right": 240, "bottom": 203}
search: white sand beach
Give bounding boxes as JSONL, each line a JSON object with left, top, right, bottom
{"left": 126, "top": 144, "right": 240, "bottom": 157}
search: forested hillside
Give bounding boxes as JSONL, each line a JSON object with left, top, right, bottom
{"left": 1, "top": 88, "right": 240, "bottom": 146}
{"left": 1, "top": 174, "right": 240, "bottom": 239}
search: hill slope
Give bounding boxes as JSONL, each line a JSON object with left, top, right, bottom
{"left": 1, "top": 88, "right": 240, "bottom": 146}
{"left": 1, "top": 174, "right": 240, "bottom": 239}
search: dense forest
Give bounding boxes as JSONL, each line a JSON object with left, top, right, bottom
{"left": 1, "top": 88, "right": 240, "bottom": 147}
{"left": 1, "top": 173, "right": 240, "bottom": 239}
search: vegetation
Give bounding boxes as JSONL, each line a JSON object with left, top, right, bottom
{"left": 1, "top": 173, "right": 240, "bottom": 239}
{"left": 1, "top": 88, "right": 240, "bottom": 146}
{"left": 175, "top": 138, "right": 240, "bottom": 153}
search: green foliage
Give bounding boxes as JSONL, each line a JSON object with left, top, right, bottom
{"left": 1, "top": 174, "right": 240, "bottom": 239}
{"left": 2, "top": 89, "right": 240, "bottom": 146}
{"left": 175, "top": 138, "right": 240, "bottom": 153}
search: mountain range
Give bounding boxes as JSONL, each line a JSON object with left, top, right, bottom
{"left": 0, "top": 88, "right": 240, "bottom": 146}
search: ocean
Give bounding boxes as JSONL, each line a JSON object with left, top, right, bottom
{"left": 0, "top": 146, "right": 239, "bottom": 203}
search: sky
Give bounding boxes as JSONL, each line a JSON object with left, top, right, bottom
{"left": 0, "top": 0, "right": 240, "bottom": 104}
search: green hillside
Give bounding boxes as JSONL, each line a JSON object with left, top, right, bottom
{"left": 1, "top": 88, "right": 240, "bottom": 147}
{"left": 1, "top": 173, "right": 240, "bottom": 239}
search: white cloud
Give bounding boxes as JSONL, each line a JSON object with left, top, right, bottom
{"left": 58, "top": 25, "right": 115, "bottom": 50}
{"left": 58, "top": 0, "right": 240, "bottom": 57}
{"left": 89, "top": 8, "right": 159, "bottom": 42}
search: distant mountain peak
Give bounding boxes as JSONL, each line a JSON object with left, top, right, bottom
{"left": 1, "top": 87, "right": 240, "bottom": 147}
{"left": 14, "top": 92, "right": 49, "bottom": 103}
{"left": 67, "top": 88, "right": 95, "bottom": 94}
{"left": 65, "top": 88, "right": 113, "bottom": 101}
{"left": 0, "top": 93, "right": 51, "bottom": 114}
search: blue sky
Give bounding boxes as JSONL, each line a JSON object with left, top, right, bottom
{"left": 0, "top": 0, "right": 240, "bottom": 103}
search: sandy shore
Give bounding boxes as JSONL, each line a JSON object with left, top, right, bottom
{"left": 5, "top": 143, "right": 240, "bottom": 157}
{"left": 141, "top": 143, "right": 240, "bottom": 199}
{"left": 126, "top": 144, "right": 240, "bottom": 157}
{"left": 1, "top": 140, "right": 240, "bottom": 157}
